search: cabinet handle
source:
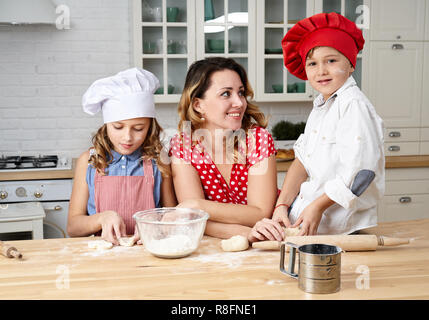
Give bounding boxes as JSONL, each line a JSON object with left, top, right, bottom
{"left": 388, "top": 131, "right": 401, "bottom": 138}
{"left": 399, "top": 196, "right": 411, "bottom": 203}
{"left": 388, "top": 145, "right": 400, "bottom": 151}
{"left": 45, "top": 205, "right": 63, "bottom": 211}
{"left": 392, "top": 44, "right": 404, "bottom": 50}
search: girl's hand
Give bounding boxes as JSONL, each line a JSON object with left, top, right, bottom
{"left": 248, "top": 218, "right": 285, "bottom": 243}
{"left": 98, "top": 210, "right": 126, "bottom": 245}
{"left": 176, "top": 199, "right": 201, "bottom": 210}
{"left": 272, "top": 204, "right": 293, "bottom": 228}
{"left": 292, "top": 202, "right": 324, "bottom": 236}
{"left": 133, "top": 225, "right": 142, "bottom": 245}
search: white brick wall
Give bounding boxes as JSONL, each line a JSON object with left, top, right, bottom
{"left": 0, "top": 0, "right": 312, "bottom": 158}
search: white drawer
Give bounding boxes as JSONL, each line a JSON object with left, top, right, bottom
{"left": 378, "top": 194, "right": 429, "bottom": 222}
{"left": 384, "top": 142, "right": 419, "bottom": 156}
{"left": 385, "top": 180, "right": 429, "bottom": 195}
{"left": 384, "top": 128, "right": 420, "bottom": 142}
{"left": 386, "top": 167, "right": 429, "bottom": 180}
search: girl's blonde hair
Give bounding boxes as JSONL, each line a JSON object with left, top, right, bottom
{"left": 89, "top": 118, "right": 170, "bottom": 177}
{"left": 177, "top": 57, "right": 267, "bottom": 133}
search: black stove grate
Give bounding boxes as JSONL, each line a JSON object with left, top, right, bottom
{"left": 0, "top": 155, "right": 58, "bottom": 170}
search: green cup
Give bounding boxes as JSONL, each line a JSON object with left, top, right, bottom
{"left": 296, "top": 82, "right": 306, "bottom": 93}
{"left": 167, "top": 40, "right": 177, "bottom": 54}
{"left": 167, "top": 7, "right": 179, "bottom": 22}
{"left": 143, "top": 41, "right": 157, "bottom": 54}
{"left": 287, "top": 83, "right": 297, "bottom": 93}
{"left": 272, "top": 84, "right": 283, "bottom": 93}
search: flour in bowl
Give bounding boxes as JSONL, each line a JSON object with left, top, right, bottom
{"left": 146, "top": 234, "right": 196, "bottom": 258}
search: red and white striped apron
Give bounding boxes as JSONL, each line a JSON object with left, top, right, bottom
{"left": 94, "top": 159, "right": 155, "bottom": 235}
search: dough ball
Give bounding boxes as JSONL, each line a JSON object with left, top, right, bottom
{"left": 88, "top": 240, "right": 113, "bottom": 250}
{"left": 284, "top": 227, "right": 301, "bottom": 237}
{"left": 118, "top": 236, "right": 136, "bottom": 247}
{"left": 221, "top": 235, "right": 249, "bottom": 252}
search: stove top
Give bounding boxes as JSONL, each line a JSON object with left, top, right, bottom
{"left": 0, "top": 155, "right": 72, "bottom": 171}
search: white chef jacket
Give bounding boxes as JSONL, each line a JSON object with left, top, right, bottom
{"left": 290, "top": 76, "right": 385, "bottom": 235}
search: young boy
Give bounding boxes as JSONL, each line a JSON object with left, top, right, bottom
{"left": 248, "top": 12, "right": 385, "bottom": 241}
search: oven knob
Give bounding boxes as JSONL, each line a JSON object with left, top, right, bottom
{"left": 34, "top": 191, "right": 43, "bottom": 198}
{"left": 0, "top": 191, "right": 8, "bottom": 200}
{"left": 15, "top": 187, "right": 27, "bottom": 197}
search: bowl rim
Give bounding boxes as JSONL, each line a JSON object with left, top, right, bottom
{"left": 133, "top": 207, "right": 209, "bottom": 225}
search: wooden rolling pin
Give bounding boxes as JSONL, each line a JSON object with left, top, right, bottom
{"left": 0, "top": 240, "right": 23, "bottom": 259}
{"left": 252, "top": 235, "right": 410, "bottom": 252}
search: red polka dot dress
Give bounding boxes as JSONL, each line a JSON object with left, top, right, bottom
{"left": 169, "top": 126, "right": 276, "bottom": 205}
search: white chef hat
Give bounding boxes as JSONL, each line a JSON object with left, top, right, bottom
{"left": 82, "top": 68, "right": 160, "bottom": 123}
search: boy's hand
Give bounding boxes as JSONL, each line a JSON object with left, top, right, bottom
{"left": 272, "top": 205, "right": 293, "bottom": 228}
{"left": 292, "top": 202, "right": 324, "bottom": 235}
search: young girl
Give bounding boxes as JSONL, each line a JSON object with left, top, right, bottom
{"left": 250, "top": 12, "right": 385, "bottom": 240}
{"left": 169, "top": 57, "right": 278, "bottom": 240}
{"left": 67, "top": 68, "right": 177, "bottom": 245}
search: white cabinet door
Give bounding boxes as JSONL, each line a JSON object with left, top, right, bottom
{"left": 368, "top": 41, "right": 423, "bottom": 128}
{"left": 255, "top": 0, "right": 315, "bottom": 102}
{"left": 422, "top": 43, "right": 429, "bottom": 127}
{"left": 133, "top": 0, "right": 196, "bottom": 103}
{"left": 370, "top": 0, "right": 426, "bottom": 41}
{"left": 195, "top": 0, "right": 256, "bottom": 89}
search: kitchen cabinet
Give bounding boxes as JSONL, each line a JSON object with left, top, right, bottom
{"left": 255, "top": 0, "right": 314, "bottom": 102}
{"left": 367, "top": 1, "right": 428, "bottom": 157}
{"left": 378, "top": 167, "right": 429, "bottom": 222}
{"left": 370, "top": 0, "right": 425, "bottom": 41}
{"left": 383, "top": 128, "right": 421, "bottom": 156}
{"left": 367, "top": 41, "right": 423, "bottom": 129}
{"left": 195, "top": 0, "right": 256, "bottom": 87}
{"left": 133, "top": 0, "right": 195, "bottom": 103}
{"left": 133, "top": 0, "right": 321, "bottom": 103}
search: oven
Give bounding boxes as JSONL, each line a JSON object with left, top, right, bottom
{"left": 0, "top": 155, "right": 73, "bottom": 241}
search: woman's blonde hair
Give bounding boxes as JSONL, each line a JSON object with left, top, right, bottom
{"left": 89, "top": 118, "right": 170, "bottom": 177}
{"left": 177, "top": 57, "right": 267, "bottom": 133}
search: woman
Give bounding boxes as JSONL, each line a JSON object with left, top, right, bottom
{"left": 169, "top": 57, "right": 278, "bottom": 240}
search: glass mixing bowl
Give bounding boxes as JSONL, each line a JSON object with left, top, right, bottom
{"left": 133, "top": 207, "right": 209, "bottom": 259}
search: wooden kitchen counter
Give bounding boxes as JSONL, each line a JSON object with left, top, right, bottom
{"left": 0, "top": 219, "right": 428, "bottom": 300}
{"left": 276, "top": 155, "right": 429, "bottom": 172}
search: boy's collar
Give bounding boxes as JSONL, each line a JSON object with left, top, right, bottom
{"left": 313, "top": 76, "right": 357, "bottom": 108}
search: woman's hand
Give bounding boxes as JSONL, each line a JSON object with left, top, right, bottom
{"left": 291, "top": 202, "right": 324, "bottom": 236}
{"left": 98, "top": 210, "right": 126, "bottom": 245}
{"left": 247, "top": 218, "right": 285, "bottom": 243}
{"left": 272, "top": 205, "right": 293, "bottom": 228}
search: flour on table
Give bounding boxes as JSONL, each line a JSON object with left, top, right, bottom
{"left": 189, "top": 250, "right": 278, "bottom": 268}
{"left": 145, "top": 235, "right": 196, "bottom": 258}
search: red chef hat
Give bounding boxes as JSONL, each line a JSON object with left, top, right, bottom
{"left": 281, "top": 12, "right": 365, "bottom": 80}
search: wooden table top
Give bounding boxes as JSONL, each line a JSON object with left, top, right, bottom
{"left": 1, "top": 219, "right": 428, "bottom": 300}
{"left": 276, "top": 155, "right": 429, "bottom": 172}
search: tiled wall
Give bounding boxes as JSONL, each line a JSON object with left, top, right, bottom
{"left": 0, "top": 0, "right": 312, "bottom": 158}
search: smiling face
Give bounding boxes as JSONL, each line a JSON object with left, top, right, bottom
{"left": 193, "top": 69, "right": 247, "bottom": 132}
{"left": 106, "top": 117, "right": 151, "bottom": 155}
{"left": 305, "top": 46, "right": 355, "bottom": 101}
